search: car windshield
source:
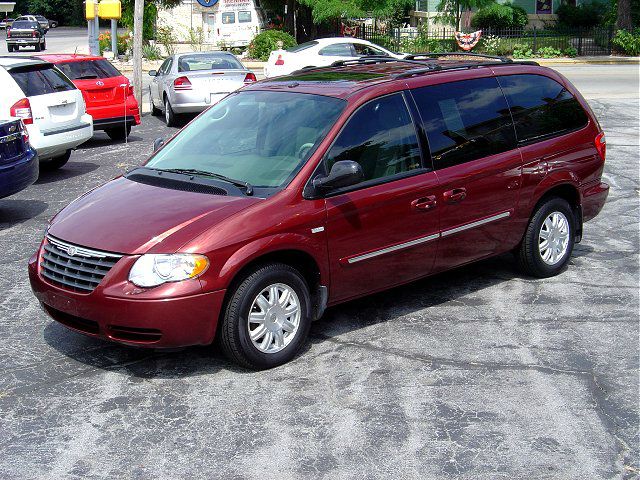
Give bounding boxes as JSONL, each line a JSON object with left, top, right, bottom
{"left": 57, "top": 59, "right": 122, "bottom": 80}
{"left": 177, "top": 54, "right": 243, "bottom": 72}
{"left": 145, "top": 91, "right": 345, "bottom": 191}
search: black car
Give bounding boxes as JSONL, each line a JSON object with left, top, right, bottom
{"left": 6, "top": 20, "right": 46, "bottom": 52}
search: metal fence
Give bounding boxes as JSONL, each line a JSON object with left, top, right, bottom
{"left": 353, "top": 24, "right": 615, "bottom": 56}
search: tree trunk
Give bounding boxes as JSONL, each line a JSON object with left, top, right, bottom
{"left": 284, "top": 0, "right": 296, "bottom": 36}
{"left": 133, "top": 0, "right": 143, "bottom": 118}
{"left": 616, "top": 0, "right": 632, "bottom": 31}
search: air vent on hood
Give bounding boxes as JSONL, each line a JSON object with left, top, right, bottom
{"left": 126, "top": 172, "right": 228, "bottom": 196}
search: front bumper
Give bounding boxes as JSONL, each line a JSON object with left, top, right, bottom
{"left": 28, "top": 246, "right": 226, "bottom": 348}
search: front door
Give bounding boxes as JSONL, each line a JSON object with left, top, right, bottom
{"left": 409, "top": 75, "right": 523, "bottom": 271}
{"left": 203, "top": 13, "right": 216, "bottom": 43}
{"left": 323, "top": 92, "right": 440, "bottom": 303}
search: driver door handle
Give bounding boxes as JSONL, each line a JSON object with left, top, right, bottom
{"left": 444, "top": 188, "right": 467, "bottom": 204}
{"left": 411, "top": 195, "right": 437, "bottom": 211}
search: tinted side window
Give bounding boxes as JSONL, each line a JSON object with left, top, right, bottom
{"left": 10, "top": 65, "right": 75, "bottom": 96}
{"left": 498, "top": 74, "right": 589, "bottom": 144}
{"left": 326, "top": 93, "right": 423, "bottom": 183}
{"left": 412, "top": 77, "right": 516, "bottom": 170}
{"left": 58, "top": 59, "right": 121, "bottom": 80}
{"left": 319, "top": 43, "right": 354, "bottom": 56}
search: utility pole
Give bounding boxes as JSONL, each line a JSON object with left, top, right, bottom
{"left": 133, "top": 0, "right": 144, "bottom": 118}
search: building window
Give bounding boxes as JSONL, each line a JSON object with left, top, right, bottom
{"left": 536, "top": 0, "right": 552, "bottom": 14}
{"left": 221, "top": 12, "right": 235, "bottom": 24}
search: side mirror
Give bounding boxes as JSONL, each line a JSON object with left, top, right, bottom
{"left": 153, "top": 137, "right": 165, "bottom": 152}
{"left": 313, "top": 160, "right": 364, "bottom": 192}
{"left": 148, "top": 70, "right": 157, "bottom": 77}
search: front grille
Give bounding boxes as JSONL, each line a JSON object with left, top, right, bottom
{"left": 41, "top": 236, "right": 122, "bottom": 293}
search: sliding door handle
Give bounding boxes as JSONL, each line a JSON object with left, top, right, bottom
{"left": 411, "top": 195, "right": 437, "bottom": 211}
{"left": 444, "top": 188, "right": 467, "bottom": 204}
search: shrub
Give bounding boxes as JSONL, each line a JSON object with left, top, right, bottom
{"left": 156, "top": 24, "right": 177, "bottom": 57}
{"left": 556, "top": 2, "right": 603, "bottom": 28}
{"left": 98, "top": 31, "right": 131, "bottom": 56}
{"left": 247, "top": 30, "right": 296, "bottom": 61}
{"left": 472, "top": 4, "right": 515, "bottom": 30}
{"left": 479, "top": 34, "right": 501, "bottom": 54}
{"left": 563, "top": 46, "right": 578, "bottom": 57}
{"left": 509, "top": 3, "right": 529, "bottom": 29}
{"left": 142, "top": 44, "right": 162, "bottom": 60}
{"left": 513, "top": 43, "right": 533, "bottom": 58}
{"left": 537, "top": 46, "right": 562, "bottom": 57}
{"left": 611, "top": 28, "right": 640, "bottom": 56}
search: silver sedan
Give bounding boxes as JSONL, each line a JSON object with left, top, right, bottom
{"left": 149, "top": 51, "right": 256, "bottom": 127}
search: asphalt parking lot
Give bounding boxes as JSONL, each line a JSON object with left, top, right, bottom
{"left": 0, "top": 66, "right": 638, "bottom": 479}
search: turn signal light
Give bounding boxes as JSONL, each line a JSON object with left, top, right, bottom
{"left": 594, "top": 132, "right": 606, "bottom": 161}
{"left": 275, "top": 55, "right": 284, "bottom": 66}
{"left": 244, "top": 72, "right": 257, "bottom": 83}
{"left": 10, "top": 98, "right": 33, "bottom": 125}
{"left": 173, "top": 76, "right": 192, "bottom": 91}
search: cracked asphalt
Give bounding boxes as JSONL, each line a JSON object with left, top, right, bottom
{"left": 0, "top": 65, "right": 638, "bottom": 479}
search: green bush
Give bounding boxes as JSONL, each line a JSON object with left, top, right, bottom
{"left": 563, "top": 46, "right": 578, "bottom": 57}
{"left": 556, "top": 2, "right": 603, "bottom": 28}
{"left": 611, "top": 28, "right": 640, "bottom": 56}
{"left": 247, "top": 30, "right": 296, "bottom": 61}
{"left": 98, "top": 31, "right": 131, "bottom": 56}
{"left": 509, "top": 3, "right": 529, "bottom": 29}
{"left": 471, "top": 3, "right": 515, "bottom": 30}
{"left": 513, "top": 43, "right": 533, "bottom": 58}
{"left": 142, "top": 43, "right": 162, "bottom": 60}
{"left": 537, "top": 46, "right": 563, "bottom": 57}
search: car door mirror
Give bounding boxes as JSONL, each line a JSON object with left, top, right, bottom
{"left": 153, "top": 137, "right": 165, "bottom": 152}
{"left": 148, "top": 70, "right": 157, "bottom": 77}
{"left": 313, "top": 160, "right": 364, "bottom": 192}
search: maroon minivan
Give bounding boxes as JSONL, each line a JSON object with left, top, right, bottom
{"left": 29, "top": 54, "right": 609, "bottom": 369}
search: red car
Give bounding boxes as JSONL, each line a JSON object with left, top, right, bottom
{"left": 29, "top": 55, "right": 609, "bottom": 369}
{"left": 36, "top": 54, "right": 140, "bottom": 140}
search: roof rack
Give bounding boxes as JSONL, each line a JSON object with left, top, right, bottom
{"left": 393, "top": 59, "right": 539, "bottom": 79}
{"left": 404, "top": 52, "right": 512, "bottom": 63}
{"left": 329, "top": 55, "right": 432, "bottom": 68}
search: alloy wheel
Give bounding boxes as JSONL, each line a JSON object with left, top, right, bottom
{"left": 538, "top": 211, "right": 570, "bottom": 265}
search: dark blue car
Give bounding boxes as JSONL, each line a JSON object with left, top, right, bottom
{"left": 0, "top": 118, "right": 38, "bottom": 199}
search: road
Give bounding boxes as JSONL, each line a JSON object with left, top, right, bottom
{"left": 0, "top": 27, "right": 90, "bottom": 55}
{"left": 0, "top": 65, "right": 638, "bottom": 479}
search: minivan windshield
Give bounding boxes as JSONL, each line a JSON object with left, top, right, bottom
{"left": 145, "top": 91, "right": 345, "bottom": 192}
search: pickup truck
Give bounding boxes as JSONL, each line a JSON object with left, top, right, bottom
{"left": 6, "top": 20, "right": 46, "bottom": 52}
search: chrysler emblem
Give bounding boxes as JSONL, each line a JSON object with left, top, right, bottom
{"left": 67, "top": 246, "right": 77, "bottom": 256}
{"left": 96, "top": 81, "right": 104, "bottom": 86}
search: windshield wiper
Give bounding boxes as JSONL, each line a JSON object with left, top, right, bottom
{"left": 160, "top": 168, "right": 254, "bottom": 196}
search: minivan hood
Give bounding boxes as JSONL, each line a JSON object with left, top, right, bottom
{"left": 47, "top": 176, "right": 260, "bottom": 254}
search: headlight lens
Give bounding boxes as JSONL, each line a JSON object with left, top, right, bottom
{"left": 129, "top": 254, "right": 209, "bottom": 288}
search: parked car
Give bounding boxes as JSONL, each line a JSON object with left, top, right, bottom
{"left": 33, "top": 15, "right": 51, "bottom": 31}
{"left": 149, "top": 51, "right": 256, "bottom": 127}
{"left": 6, "top": 20, "right": 46, "bottom": 52}
{"left": 0, "top": 118, "right": 38, "bottom": 199}
{"left": 47, "top": 18, "right": 58, "bottom": 28}
{"left": 0, "top": 57, "right": 93, "bottom": 169}
{"left": 29, "top": 55, "right": 609, "bottom": 369}
{"left": 38, "top": 54, "right": 140, "bottom": 140}
{"left": 0, "top": 18, "right": 14, "bottom": 30}
{"left": 264, "top": 37, "right": 405, "bottom": 78}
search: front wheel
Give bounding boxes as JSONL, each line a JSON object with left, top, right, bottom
{"left": 516, "top": 197, "right": 575, "bottom": 278}
{"left": 220, "top": 263, "right": 312, "bottom": 369}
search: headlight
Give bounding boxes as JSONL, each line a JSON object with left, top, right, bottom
{"left": 129, "top": 254, "right": 209, "bottom": 288}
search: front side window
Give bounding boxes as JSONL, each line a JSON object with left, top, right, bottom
{"left": 412, "top": 77, "right": 517, "bottom": 170}
{"left": 57, "top": 59, "right": 122, "bottom": 80}
{"left": 497, "top": 74, "right": 589, "bottom": 144}
{"left": 10, "top": 65, "right": 76, "bottom": 96}
{"left": 158, "top": 58, "right": 171, "bottom": 75}
{"left": 221, "top": 12, "right": 235, "bottom": 24}
{"left": 146, "top": 91, "right": 345, "bottom": 191}
{"left": 238, "top": 11, "right": 251, "bottom": 23}
{"left": 325, "top": 93, "right": 422, "bottom": 184}
{"left": 319, "top": 43, "right": 354, "bottom": 57}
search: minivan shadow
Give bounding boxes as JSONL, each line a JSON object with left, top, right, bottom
{"left": 0, "top": 199, "right": 48, "bottom": 227}
{"left": 36, "top": 161, "right": 100, "bottom": 184}
{"left": 42, "top": 253, "right": 529, "bottom": 378}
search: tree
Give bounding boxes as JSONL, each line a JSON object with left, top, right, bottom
{"left": 436, "top": 0, "right": 495, "bottom": 29}
{"left": 120, "top": 0, "right": 181, "bottom": 39}
{"left": 616, "top": 0, "right": 633, "bottom": 30}
{"left": 26, "top": 0, "right": 86, "bottom": 25}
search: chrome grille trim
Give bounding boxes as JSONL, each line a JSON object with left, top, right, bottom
{"left": 41, "top": 235, "right": 122, "bottom": 292}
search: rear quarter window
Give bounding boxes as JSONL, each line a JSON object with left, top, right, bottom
{"left": 9, "top": 65, "right": 76, "bottom": 97}
{"left": 497, "top": 74, "right": 589, "bottom": 144}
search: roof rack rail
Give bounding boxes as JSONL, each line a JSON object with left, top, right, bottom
{"left": 393, "top": 59, "right": 539, "bottom": 79}
{"left": 328, "top": 55, "right": 432, "bottom": 68}
{"left": 404, "top": 52, "right": 512, "bottom": 63}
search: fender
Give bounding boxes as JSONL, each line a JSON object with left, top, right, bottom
{"left": 212, "top": 232, "right": 330, "bottom": 292}
{"left": 526, "top": 170, "right": 581, "bottom": 216}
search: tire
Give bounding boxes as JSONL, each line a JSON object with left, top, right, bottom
{"left": 164, "top": 97, "right": 177, "bottom": 127}
{"left": 516, "top": 197, "right": 575, "bottom": 278}
{"left": 220, "top": 263, "right": 312, "bottom": 369}
{"left": 41, "top": 39, "right": 46, "bottom": 50}
{"left": 150, "top": 88, "right": 161, "bottom": 116}
{"left": 7, "top": 45, "right": 13, "bottom": 52}
{"left": 105, "top": 125, "right": 131, "bottom": 141}
{"left": 41, "top": 149, "right": 71, "bottom": 170}
{"left": 34, "top": 41, "right": 41, "bottom": 52}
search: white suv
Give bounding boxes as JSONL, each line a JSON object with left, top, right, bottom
{"left": 0, "top": 57, "right": 93, "bottom": 169}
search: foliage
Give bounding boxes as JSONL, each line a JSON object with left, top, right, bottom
{"left": 142, "top": 43, "right": 163, "bottom": 60}
{"left": 156, "top": 24, "right": 177, "bottom": 56}
{"left": 512, "top": 43, "right": 533, "bottom": 58}
{"left": 436, "top": 0, "right": 495, "bottom": 29}
{"left": 563, "top": 46, "right": 578, "bottom": 57}
{"left": 296, "top": 0, "right": 414, "bottom": 23}
{"left": 120, "top": 0, "right": 157, "bottom": 41}
{"left": 556, "top": 2, "right": 604, "bottom": 28}
{"left": 98, "top": 31, "right": 131, "bottom": 56}
{"left": 611, "top": 28, "right": 640, "bottom": 55}
{"left": 247, "top": 30, "right": 296, "bottom": 60}
{"left": 603, "top": 0, "right": 639, "bottom": 28}
{"left": 536, "top": 46, "right": 562, "bottom": 57}
{"left": 26, "top": 0, "right": 85, "bottom": 26}
{"left": 184, "top": 26, "right": 205, "bottom": 51}
{"left": 471, "top": 2, "right": 528, "bottom": 30}
{"left": 479, "top": 34, "right": 501, "bottom": 54}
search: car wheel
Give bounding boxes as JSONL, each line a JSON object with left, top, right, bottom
{"left": 150, "top": 88, "right": 161, "bottom": 116}
{"left": 164, "top": 97, "right": 177, "bottom": 127}
{"left": 34, "top": 41, "right": 41, "bottom": 52}
{"left": 7, "top": 45, "right": 13, "bottom": 52}
{"left": 41, "top": 149, "right": 71, "bottom": 170}
{"left": 41, "top": 39, "right": 46, "bottom": 50}
{"left": 516, "top": 197, "right": 575, "bottom": 278}
{"left": 105, "top": 125, "right": 131, "bottom": 141}
{"left": 220, "top": 263, "right": 312, "bottom": 369}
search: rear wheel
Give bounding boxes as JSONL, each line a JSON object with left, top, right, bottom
{"left": 41, "top": 38, "right": 46, "bottom": 50}
{"left": 34, "top": 41, "right": 41, "bottom": 52}
{"left": 7, "top": 45, "right": 13, "bottom": 52}
{"left": 220, "top": 263, "right": 312, "bottom": 369}
{"left": 164, "top": 97, "right": 177, "bottom": 127}
{"left": 42, "top": 149, "right": 71, "bottom": 170}
{"left": 105, "top": 125, "right": 131, "bottom": 141}
{"left": 516, "top": 197, "right": 575, "bottom": 278}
